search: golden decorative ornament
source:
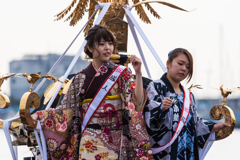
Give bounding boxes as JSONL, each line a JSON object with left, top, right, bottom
{"left": 19, "top": 92, "right": 40, "bottom": 129}
{"left": 105, "top": 17, "right": 128, "bottom": 52}
{"left": 188, "top": 84, "right": 202, "bottom": 91}
{"left": 0, "top": 93, "right": 10, "bottom": 109}
{"left": 0, "top": 118, "right": 21, "bottom": 134}
{"left": 110, "top": 53, "right": 131, "bottom": 66}
{"left": 54, "top": 0, "right": 188, "bottom": 52}
{"left": 43, "top": 76, "right": 72, "bottom": 107}
{"left": 22, "top": 72, "right": 42, "bottom": 92}
{"left": 210, "top": 85, "right": 240, "bottom": 140}
{"left": 0, "top": 73, "right": 17, "bottom": 91}
{"left": 0, "top": 73, "right": 21, "bottom": 132}
{"left": 210, "top": 104, "right": 235, "bottom": 140}
{"left": 23, "top": 72, "right": 62, "bottom": 92}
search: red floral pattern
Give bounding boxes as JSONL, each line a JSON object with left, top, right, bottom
{"left": 66, "top": 144, "right": 74, "bottom": 157}
{"left": 123, "top": 72, "right": 130, "bottom": 79}
{"left": 85, "top": 141, "right": 93, "bottom": 148}
{"left": 45, "top": 119, "right": 53, "bottom": 129}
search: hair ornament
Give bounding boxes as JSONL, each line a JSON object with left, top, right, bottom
{"left": 168, "top": 50, "right": 173, "bottom": 58}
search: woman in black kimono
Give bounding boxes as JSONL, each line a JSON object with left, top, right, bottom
{"left": 144, "top": 48, "right": 230, "bottom": 160}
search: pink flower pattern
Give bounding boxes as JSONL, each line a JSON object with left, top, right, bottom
{"left": 137, "top": 148, "right": 143, "bottom": 155}
{"left": 81, "top": 89, "right": 85, "bottom": 94}
{"left": 128, "top": 102, "right": 135, "bottom": 114}
{"left": 99, "top": 65, "right": 108, "bottom": 74}
{"left": 60, "top": 122, "right": 67, "bottom": 131}
{"left": 37, "top": 111, "right": 44, "bottom": 118}
{"left": 134, "top": 111, "right": 143, "bottom": 120}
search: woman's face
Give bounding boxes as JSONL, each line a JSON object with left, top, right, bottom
{"left": 89, "top": 37, "right": 114, "bottom": 63}
{"left": 167, "top": 53, "right": 190, "bottom": 83}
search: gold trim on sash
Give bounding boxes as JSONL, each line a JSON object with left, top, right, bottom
{"left": 80, "top": 95, "right": 121, "bottom": 106}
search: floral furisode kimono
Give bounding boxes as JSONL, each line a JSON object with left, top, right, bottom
{"left": 144, "top": 73, "right": 215, "bottom": 160}
{"left": 37, "top": 60, "right": 153, "bottom": 160}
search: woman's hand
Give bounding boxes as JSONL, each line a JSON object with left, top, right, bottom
{"left": 131, "top": 55, "right": 143, "bottom": 104}
{"left": 131, "top": 55, "right": 142, "bottom": 74}
{"left": 162, "top": 98, "right": 173, "bottom": 112}
{"left": 211, "top": 122, "right": 231, "bottom": 133}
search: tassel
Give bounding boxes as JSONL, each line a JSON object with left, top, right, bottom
{"left": 106, "top": 126, "right": 110, "bottom": 135}
{"left": 115, "top": 120, "right": 120, "bottom": 128}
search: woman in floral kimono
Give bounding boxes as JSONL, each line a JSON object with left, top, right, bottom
{"left": 144, "top": 48, "right": 230, "bottom": 160}
{"left": 31, "top": 25, "right": 153, "bottom": 160}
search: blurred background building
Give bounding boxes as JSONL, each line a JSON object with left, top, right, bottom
{"left": 0, "top": 53, "right": 88, "bottom": 119}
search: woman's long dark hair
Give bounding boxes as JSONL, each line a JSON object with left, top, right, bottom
{"left": 84, "top": 25, "right": 117, "bottom": 58}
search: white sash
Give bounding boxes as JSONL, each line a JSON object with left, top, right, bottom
{"left": 81, "top": 65, "right": 127, "bottom": 133}
{"left": 152, "top": 87, "right": 191, "bottom": 154}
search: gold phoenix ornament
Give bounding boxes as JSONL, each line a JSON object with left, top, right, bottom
{"left": 54, "top": 0, "right": 188, "bottom": 52}
{"left": 210, "top": 85, "right": 239, "bottom": 140}
{"left": 22, "top": 72, "right": 42, "bottom": 92}
{"left": 22, "top": 72, "right": 62, "bottom": 92}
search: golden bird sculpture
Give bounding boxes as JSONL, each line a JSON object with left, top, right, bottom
{"left": 54, "top": 0, "right": 188, "bottom": 52}
{"left": 22, "top": 72, "right": 62, "bottom": 92}
{"left": 22, "top": 72, "right": 42, "bottom": 92}
{"left": 211, "top": 85, "right": 240, "bottom": 105}
{"left": 0, "top": 73, "right": 17, "bottom": 91}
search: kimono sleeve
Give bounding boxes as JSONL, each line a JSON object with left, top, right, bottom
{"left": 191, "top": 93, "right": 216, "bottom": 148}
{"left": 119, "top": 67, "right": 147, "bottom": 111}
{"left": 35, "top": 73, "right": 84, "bottom": 159}
{"left": 36, "top": 72, "right": 84, "bottom": 136}
{"left": 144, "top": 81, "right": 167, "bottom": 129}
{"left": 119, "top": 68, "right": 153, "bottom": 159}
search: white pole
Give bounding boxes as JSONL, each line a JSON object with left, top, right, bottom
{"left": 126, "top": 15, "right": 152, "bottom": 78}
{"left": 124, "top": 6, "right": 167, "bottom": 73}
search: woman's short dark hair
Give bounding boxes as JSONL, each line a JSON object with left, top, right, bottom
{"left": 168, "top": 48, "right": 193, "bottom": 83}
{"left": 84, "top": 25, "right": 117, "bottom": 58}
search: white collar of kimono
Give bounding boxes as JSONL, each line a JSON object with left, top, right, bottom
{"left": 81, "top": 65, "right": 127, "bottom": 133}
{"left": 151, "top": 86, "right": 191, "bottom": 154}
